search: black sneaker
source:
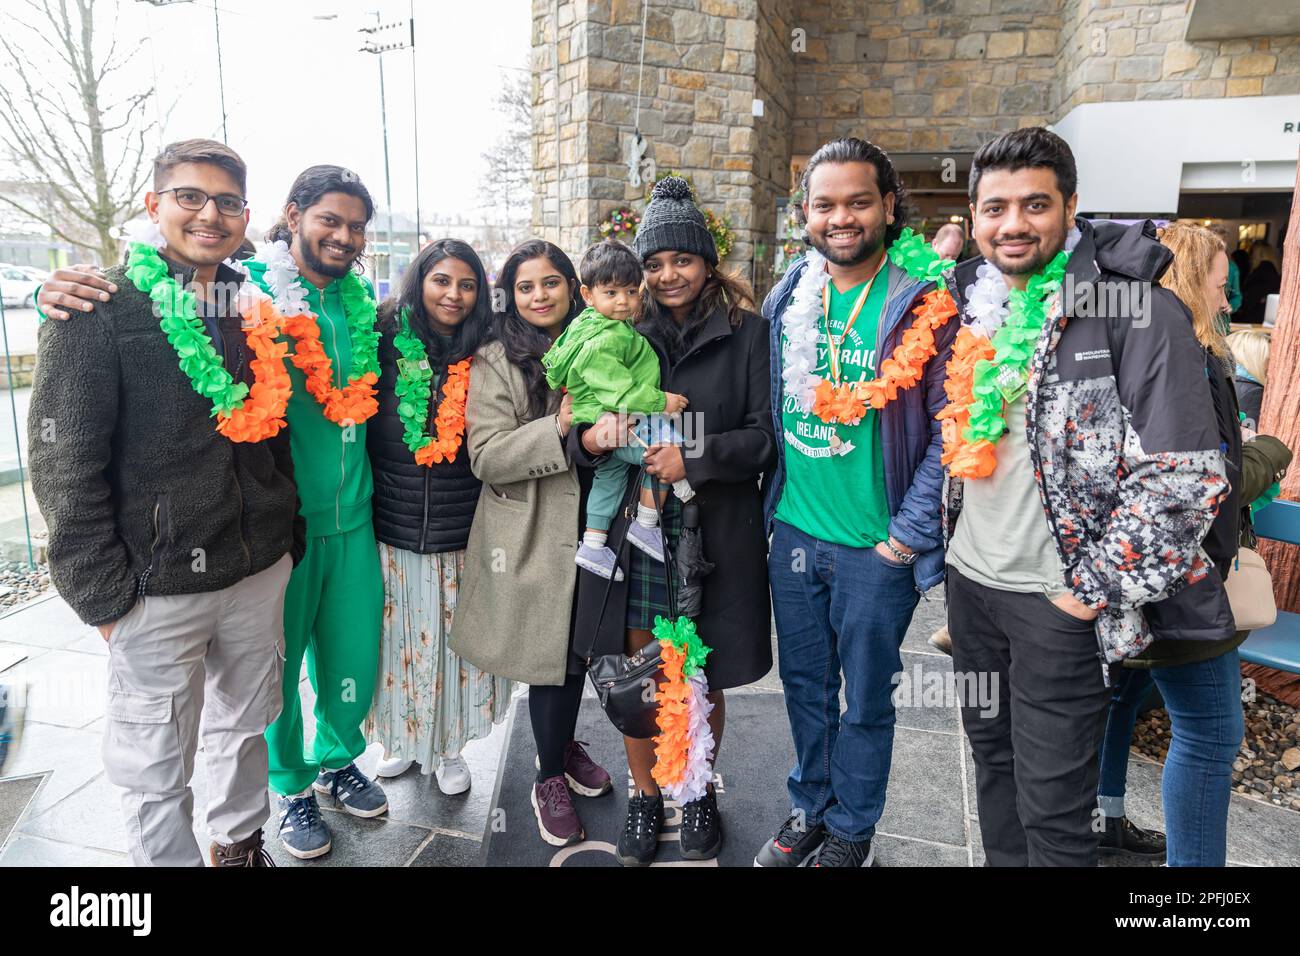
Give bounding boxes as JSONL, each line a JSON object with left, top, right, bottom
{"left": 679, "top": 791, "right": 723, "bottom": 860}
{"left": 754, "top": 812, "right": 826, "bottom": 867}
{"left": 616, "top": 790, "right": 664, "bottom": 867}
{"left": 1099, "top": 815, "right": 1166, "bottom": 859}
{"left": 812, "top": 834, "right": 874, "bottom": 867}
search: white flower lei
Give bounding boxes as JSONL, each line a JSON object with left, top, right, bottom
{"left": 960, "top": 226, "right": 1083, "bottom": 338}
{"left": 780, "top": 248, "right": 834, "bottom": 414}
{"left": 252, "top": 239, "right": 312, "bottom": 317}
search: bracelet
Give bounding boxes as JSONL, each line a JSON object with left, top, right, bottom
{"left": 884, "top": 538, "right": 918, "bottom": 565}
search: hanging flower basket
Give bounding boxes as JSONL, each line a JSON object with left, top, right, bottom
{"left": 597, "top": 206, "right": 641, "bottom": 243}
{"left": 702, "top": 209, "right": 734, "bottom": 261}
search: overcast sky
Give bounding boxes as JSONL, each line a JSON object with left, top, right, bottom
{"left": 1, "top": 0, "right": 531, "bottom": 232}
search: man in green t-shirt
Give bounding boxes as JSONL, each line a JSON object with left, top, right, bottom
{"left": 755, "top": 138, "right": 958, "bottom": 868}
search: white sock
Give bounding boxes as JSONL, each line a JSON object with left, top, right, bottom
{"left": 1097, "top": 795, "right": 1125, "bottom": 819}
{"left": 584, "top": 530, "right": 608, "bottom": 549}
{"left": 289, "top": 787, "right": 313, "bottom": 799}
{"left": 636, "top": 504, "right": 658, "bottom": 528}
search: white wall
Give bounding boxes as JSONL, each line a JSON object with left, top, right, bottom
{"left": 1051, "top": 95, "right": 1300, "bottom": 214}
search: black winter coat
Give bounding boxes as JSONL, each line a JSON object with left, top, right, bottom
{"left": 369, "top": 332, "right": 481, "bottom": 553}
{"left": 569, "top": 305, "right": 777, "bottom": 690}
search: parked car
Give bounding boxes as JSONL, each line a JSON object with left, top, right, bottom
{"left": 0, "top": 266, "right": 40, "bottom": 308}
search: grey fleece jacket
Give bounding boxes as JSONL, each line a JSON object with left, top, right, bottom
{"left": 28, "top": 257, "right": 303, "bottom": 627}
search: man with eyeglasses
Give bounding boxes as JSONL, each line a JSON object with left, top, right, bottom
{"left": 28, "top": 138, "right": 303, "bottom": 866}
{"left": 37, "top": 162, "right": 390, "bottom": 862}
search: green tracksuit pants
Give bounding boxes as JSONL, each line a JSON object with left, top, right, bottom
{"left": 266, "top": 523, "right": 383, "bottom": 795}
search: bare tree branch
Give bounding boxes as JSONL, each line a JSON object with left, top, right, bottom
{"left": 0, "top": 0, "right": 156, "bottom": 264}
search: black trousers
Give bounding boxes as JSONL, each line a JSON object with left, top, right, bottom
{"left": 947, "top": 566, "right": 1113, "bottom": 867}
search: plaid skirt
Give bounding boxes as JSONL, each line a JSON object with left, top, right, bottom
{"left": 626, "top": 494, "right": 683, "bottom": 631}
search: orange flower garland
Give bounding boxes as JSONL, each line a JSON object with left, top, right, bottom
{"left": 936, "top": 326, "right": 997, "bottom": 478}
{"left": 807, "top": 287, "right": 957, "bottom": 426}
{"left": 413, "top": 360, "right": 471, "bottom": 466}
{"left": 651, "top": 642, "right": 691, "bottom": 791}
{"left": 216, "top": 295, "right": 294, "bottom": 442}
{"left": 282, "top": 311, "right": 380, "bottom": 426}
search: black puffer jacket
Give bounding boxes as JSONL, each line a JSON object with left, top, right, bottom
{"left": 369, "top": 331, "right": 481, "bottom": 553}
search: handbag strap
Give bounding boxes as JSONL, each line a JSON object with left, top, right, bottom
{"left": 586, "top": 463, "right": 677, "bottom": 660}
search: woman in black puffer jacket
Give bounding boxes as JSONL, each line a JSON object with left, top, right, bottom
{"left": 363, "top": 238, "right": 506, "bottom": 795}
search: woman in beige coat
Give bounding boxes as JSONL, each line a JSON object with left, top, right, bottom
{"left": 452, "top": 239, "right": 620, "bottom": 847}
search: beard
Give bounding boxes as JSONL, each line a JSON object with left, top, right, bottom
{"left": 298, "top": 235, "right": 358, "bottom": 279}
{"left": 985, "top": 218, "right": 1068, "bottom": 276}
{"left": 808, "top": 219, "right": 887, "bottom": 267}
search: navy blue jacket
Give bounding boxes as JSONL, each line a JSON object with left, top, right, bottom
{"left": 761, "top": 255, "right": 957, "bottom": 591}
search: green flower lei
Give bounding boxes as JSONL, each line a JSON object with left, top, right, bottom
{"left": 652, "top": 614, "right": 712, "bottom": 677}
{"left": 125, "top": 242, "right": 248, "bottom": 417}
{"left": 887, "top": 226, "right": 955, "bottom": 289}
{"left": 965, "top": 249, "right": 1071, "bottom": 444}
{"left": 335, "top": 271, "right": 381, "bottom": 382}
{"left": 392, "top": 308, "right": 434, "bottom": 455}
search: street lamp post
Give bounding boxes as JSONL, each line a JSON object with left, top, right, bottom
{"left": 359, "top": 12, "right": 413, "bottom": 290}
{"left": 138, "top": 0, "right": 228, "bottom": 143}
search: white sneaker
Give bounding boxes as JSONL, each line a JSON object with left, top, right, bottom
{"left": 375, "top": 755, "right": 415, "bottom": 779}
{"left": 435, "top": 755, "right": 471, "bottom": 795}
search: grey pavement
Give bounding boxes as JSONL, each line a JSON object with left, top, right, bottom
{"left": 1, "top": 587, "right": 1298, "bottom": 867}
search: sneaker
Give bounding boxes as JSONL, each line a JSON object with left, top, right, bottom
{"left": 626, "top": 521, "right": 665, "bottom": 562}
{"left": 313, "top": 762, "right": 389, "bottom": 818}
{"left": 531, "top": 774, "right": 584, "bottom": 847}
{"left": 812, "top": 834, "right": 874, "bottom": 867}
{"left": 575, "top": 543, "right": 625, "bottom": 581}
{"left": 679, "top": 790, "right": 723, "bottom": 860}
{"left": 210, "top": 829, "right": 275, "bottom": 867}
{"left": 277, "top": 793, "right": 332, "bottom": 860}
{"left": 375, "top": 755, "right": 415, "bottom": 779}
{"left": 435, "top": 755, "right": 472, "bottom": 795}
{"left": 533, "top": 740, "right": 613, "bottom": 797}
{"left": 1099, "top": 815, "right": 1166, "bottom": 859}
{"left": 616, "top": 790, "right": 664, "bottom": 867}
{"left": 754, "top": 812, "right": 825, "bottom": 867}
{"left": 928, "top": 625, "right": 953, "bottom": 656}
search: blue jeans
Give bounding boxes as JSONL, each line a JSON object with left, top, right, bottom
{"left": 768, "top": 519, "right": 920, "bottom": 841}
{"left": 1097, "top": 650, "right": 1244, "bottom": 866}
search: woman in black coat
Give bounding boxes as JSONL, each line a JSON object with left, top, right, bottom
{"left": 569, "top": 177, "right": 776, "bottom": 865}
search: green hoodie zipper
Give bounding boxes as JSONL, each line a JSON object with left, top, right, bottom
{"left": 242, "top": 259, "right": 375, "bottom": 537}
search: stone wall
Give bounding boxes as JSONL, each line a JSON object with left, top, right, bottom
{"left": 530, "top": 0, "right": 771, "bottom": 278}
{"left": 789, "top": 0, "right": 1063, "bottom": 157}
{"left": 1057, "top": 0, "right": 1300, "bottom": 114}
{"left": 531, "top": 0, "right": 1300, "bottom": 282}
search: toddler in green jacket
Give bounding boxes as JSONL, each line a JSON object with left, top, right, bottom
{"left": 543, "top": 240, "right": 691, "bottom": 580}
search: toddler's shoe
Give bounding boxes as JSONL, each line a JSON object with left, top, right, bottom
{"left": 626, "top": 521, "right": 665, "bottom": 562}
{"left": 576, "top": 543, "right": 625, "bottom": 581}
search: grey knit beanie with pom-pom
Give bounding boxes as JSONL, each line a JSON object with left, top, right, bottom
{"left": 634, "top": 176, "right": 718, "bottom": 265}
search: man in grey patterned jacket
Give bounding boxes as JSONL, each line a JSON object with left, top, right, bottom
{"left": 943, "top": 127, "right": 1228, "bottom": 867}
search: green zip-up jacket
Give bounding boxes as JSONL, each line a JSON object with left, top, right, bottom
{"left": 541, "top": 306, "right": 665, "bottom": 425}
{"left": 243, "top": 259, "right": 376, "bottom": 537}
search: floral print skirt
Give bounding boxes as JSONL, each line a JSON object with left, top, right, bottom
{"left": 366, "top": 543, "right": 513, "bottom": 765}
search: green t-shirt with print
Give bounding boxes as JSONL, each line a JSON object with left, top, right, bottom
{"left": 775, "top": 275, "right": 892, "bottom": 548}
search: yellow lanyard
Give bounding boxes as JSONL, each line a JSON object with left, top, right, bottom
{"left": 821, "top": 261, "right": 884, "bottom": 385}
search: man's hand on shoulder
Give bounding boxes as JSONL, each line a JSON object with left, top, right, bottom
{"left": 36, "top": 265, "right": 117, "bottom": 320}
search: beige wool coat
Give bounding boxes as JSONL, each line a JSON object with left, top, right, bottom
{"left": 450, "top": 340, "right": 581, "bottom": 686}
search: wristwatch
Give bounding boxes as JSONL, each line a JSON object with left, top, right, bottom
{"left": 883, "top": 538, "right": 918, "bottom": 565}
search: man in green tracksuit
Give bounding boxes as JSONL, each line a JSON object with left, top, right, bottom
{"left": 35, "top": 164, "right": 388, "bottom": 861}
{"left": 244, "top": 166, "right": 387, "bottom": 860}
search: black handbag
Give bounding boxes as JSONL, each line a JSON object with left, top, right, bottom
{"left": 584, "top": 466, "right": 677, "bottom": 739}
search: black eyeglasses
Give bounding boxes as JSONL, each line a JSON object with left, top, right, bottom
{"left": 158, "top": 187, "right": 248, "bottom": 218}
